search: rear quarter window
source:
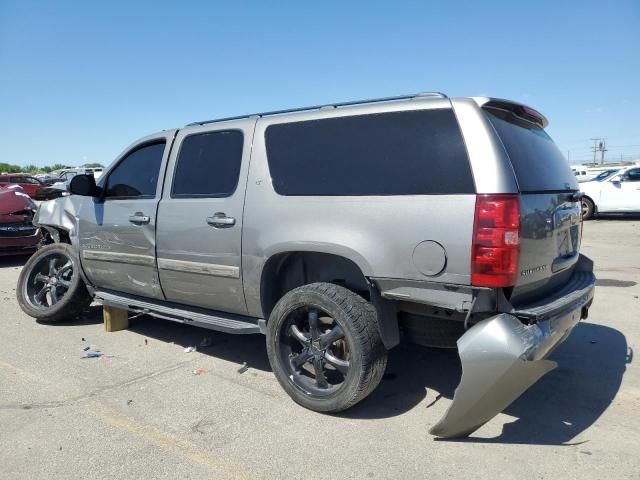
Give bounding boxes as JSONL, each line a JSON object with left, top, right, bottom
{"left": 265, "top": 109, "right": 474, "bottom": 196}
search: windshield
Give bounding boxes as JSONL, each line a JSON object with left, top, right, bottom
{"left": 594, "top": 169, "right": 620, "bottom": 181}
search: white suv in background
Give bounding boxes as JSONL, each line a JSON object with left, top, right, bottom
{"left": 580, "top": 166, "right": 640, "bottom": 219}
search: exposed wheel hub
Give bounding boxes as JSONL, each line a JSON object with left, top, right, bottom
{"left": 279, "top": 307, "right": 351, "bottom": 396}
{"left": 24, "top": 252, "right": 74, "bottom": 309}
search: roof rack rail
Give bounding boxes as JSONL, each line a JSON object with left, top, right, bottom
{"left": 186, "top": 92, "right": 448, "bottom": 127}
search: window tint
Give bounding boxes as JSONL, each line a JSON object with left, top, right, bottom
{"left": 485, "top": 108, "right": 577, "bottom": 192}
{"left": 172, "top": 130, "right": 244, "bottom": 197}
{"left": 105, "top": 142, "right": 165, "bottom": 198}
{"left": 265, "top": 109, "right": 474, "bottom": 196}
{"left": 625, "top": 168, "right": 640, "bottom": 182}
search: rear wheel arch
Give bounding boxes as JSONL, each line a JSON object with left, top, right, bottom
{"left": 260, "top": 251, "right": 371, "bottom": 319}
{"left": 259, "top": 251, "right": 400, "bottom": 350}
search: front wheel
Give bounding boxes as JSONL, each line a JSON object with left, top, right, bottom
{"left": 266, "top": 283, "right": 387, "bottom": 413}
{"left": 17, "top": 243, "right": 92, "bottom": 322}
{"left": 582, "top": 197, "right": 595, "bottom": 220}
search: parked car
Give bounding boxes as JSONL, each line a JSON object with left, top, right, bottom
{"left": 580, "top": 166, "right": 640, "bottom": 219}
{"left": 34, "top": 183, "right": 68, "bottom": 200}
{"left": 45, "top": 168, "right": 103, "bottom": 197}
{"left": 0, "top": 174, "right": 48, "bottom": 199}
{"left": 35, "top": 175, "right": 65, "bottom": 186}
{"left": 0, "top": 185, "right": 41, "bottom": 255}
{"left": 571, "top": 165, "right": 592, "bottom": 182}
{"left": 17, "top": 93, "right": 595, "bottom": 438}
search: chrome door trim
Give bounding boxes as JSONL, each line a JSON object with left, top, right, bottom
{"left": 81, "top": 250, "right": 156, "bottom": 267}
{"left": 157, "top": 258, "right": 240, "bottom": 279}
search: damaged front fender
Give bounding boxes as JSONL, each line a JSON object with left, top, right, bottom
{"left": 33, "top": 196, "right": 83, "bottom": 245}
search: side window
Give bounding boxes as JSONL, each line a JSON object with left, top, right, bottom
{"left": 24, "top": 177, "right": 40, "bottom": 184}
{"left": 265, "top": 109, "right": 474, "bottom": 196}
{"left": 105, "top": 142, "right": 165, "bottom": 199}
{"left": 624, "top": 168, "right": 640, "bottom": 182}
{"left": 172, "top": 130, "right": 244, "bottom": 198}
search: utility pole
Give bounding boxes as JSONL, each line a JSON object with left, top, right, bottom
{"left": 590, "top": 138, "right": 607, "bottom": 165}
{"left": 599, "top": 140, "right": 607, "bottom": 165}
{"left": 590, "top": 138, "right": 601, "bottom": 165}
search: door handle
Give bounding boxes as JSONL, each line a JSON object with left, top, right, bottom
{"left": 206, "top": 212, "right": 236, "bottom": 228}
{"left": 129, "top": 213, "right": 151, "bottom": 225}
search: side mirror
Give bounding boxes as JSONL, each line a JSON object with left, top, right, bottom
{"left": 69, "top": 174, "right": 101, "bottom": 197}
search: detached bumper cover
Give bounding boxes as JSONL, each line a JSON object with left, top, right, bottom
{"left": 430, "top": 257, "right": 595, "bottom": 438}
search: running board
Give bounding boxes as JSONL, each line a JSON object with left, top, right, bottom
{"left": 94, "top": 289, "right": 265, "bottom": 335}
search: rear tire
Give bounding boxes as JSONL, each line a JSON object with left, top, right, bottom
{"left": 266, "top": 283, "right": 387, "bottom": 413}
{"left": 581, "top": 197, "right": 595, "bottom": 220}
{"left": 17, "top": 243, "right": 92, "bottom": 322}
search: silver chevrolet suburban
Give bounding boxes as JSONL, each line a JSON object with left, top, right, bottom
{"left": 16, "top": 92, "right": 595, "bottom": 438}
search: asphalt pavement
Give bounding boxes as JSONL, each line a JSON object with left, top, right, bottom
{"left": 1, "top": 216, "right": 639, "bottom": 479}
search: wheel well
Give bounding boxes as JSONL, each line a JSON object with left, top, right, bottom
{"left": 40, "top": 226, "right": 71, "bottom": 245}
{"left": 260, "top": 252, "right": 370, "bottom": 319}
{"left": 582, "top": 195, "right": 596, "bottom": 212}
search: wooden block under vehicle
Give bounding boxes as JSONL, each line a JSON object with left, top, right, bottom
{"left": 103, "top": 305, "right": 129, "bottom": 332}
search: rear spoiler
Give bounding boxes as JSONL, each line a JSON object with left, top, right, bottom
{"left": 471, "top": 97, "right": 548, "bottom": 128}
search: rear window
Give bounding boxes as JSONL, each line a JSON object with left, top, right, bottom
{"left": 265, "top": 109, "right": 474, "bottom": 196}
{"left": 485, "top": 108, "right": 578, "bottom": 192}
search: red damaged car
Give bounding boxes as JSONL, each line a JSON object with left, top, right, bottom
{"left": 0, "top": 185, "right": 42, "bottom": 256}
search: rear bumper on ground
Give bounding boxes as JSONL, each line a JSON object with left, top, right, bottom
{"left": 430, "top": 255, "right": 596, "bottom": 438}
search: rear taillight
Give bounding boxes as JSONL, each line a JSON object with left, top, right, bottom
{"left": 471, "top": 194, "right": 520, "bottom": 288}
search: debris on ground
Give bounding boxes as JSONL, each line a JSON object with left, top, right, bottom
{"left": 184, "top": 346, "right": 197, "bottom": 353}
{"left": 192, "top": 368, "right": 208, "bottom": 376}
{"left": 237, "top": 362, "right": 249, "bottom": 374}
{"left": 199, "top": 337, "right": 213, "bottom": 347}
{"left": 80, "top": 339, "right": 103, "bottom": 358}
{"left": 144, "top": 338, "right": 148, "bottom": 345}
{"left": 126, "top": 399, "right": 133, "bottom": 405}
{"left": 81, "top": 350, "right": 104, "bottom": 359}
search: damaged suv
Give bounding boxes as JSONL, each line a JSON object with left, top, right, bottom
{"left": 17, "top": 93, "right": 595, "bottom": 437}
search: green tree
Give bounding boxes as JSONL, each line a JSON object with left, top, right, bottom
{"left": 0, "top": 163, "right": 23, "bottom": 173}
{"left": 82, "top": 162, "right": 104, "bottom": 168}
{"left": 23, "top": 164, "right": 40, "bottom": 173}
{"left": 41, "top": 166, "right": 52, "bottom": 173}
{"left": 50, "top": 163, "right": 69, "bottom": 171}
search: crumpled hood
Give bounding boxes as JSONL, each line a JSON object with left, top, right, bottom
{"left": 0, "top": 187, "right": 37, "bottom": 220}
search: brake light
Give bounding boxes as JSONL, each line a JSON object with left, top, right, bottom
{"left": 471, "top": 194, "right": 520, "bottom": 288}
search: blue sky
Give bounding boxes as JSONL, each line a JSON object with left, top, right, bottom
{"left": 1, "top": 0, "right": 638, "bottom": 167}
